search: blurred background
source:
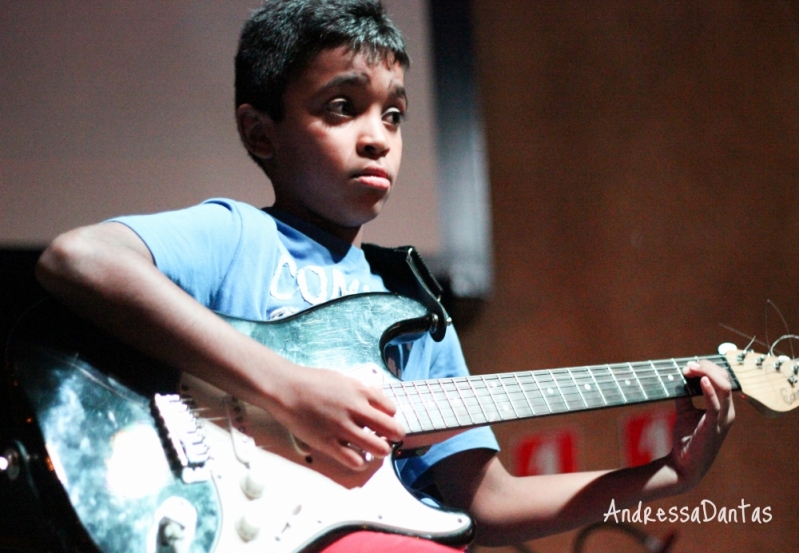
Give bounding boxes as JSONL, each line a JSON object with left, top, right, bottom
{"left": 3, "top": 1, "right": 799, "bottom": 551}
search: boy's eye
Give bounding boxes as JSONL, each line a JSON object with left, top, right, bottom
{"left": 326, "top": 99, "right": 355, "bottom": 117}
{"left": 383, "top": 108, "right": 405, "bottom": 127}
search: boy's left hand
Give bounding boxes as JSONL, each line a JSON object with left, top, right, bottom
{"left": 668, "top": 360, "right": 735, "bottom": 491}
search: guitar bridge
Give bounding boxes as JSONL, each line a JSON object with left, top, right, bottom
{"left": 152, "top": 393, "right": 211, "bottom": 483}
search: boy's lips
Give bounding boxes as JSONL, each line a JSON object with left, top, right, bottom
{"left": 353, "top": 167, "right": 391, "bottom": 190}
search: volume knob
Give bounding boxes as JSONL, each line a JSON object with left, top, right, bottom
{"left": 236, "top": 508, "right": 261, "bottom": 542}
{"left": 240, "top": 466, "right": 267, "bottom": 499}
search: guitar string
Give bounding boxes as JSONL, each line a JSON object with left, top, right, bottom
{"left": 385, "top": 352, "right": 795, "bottom": 431}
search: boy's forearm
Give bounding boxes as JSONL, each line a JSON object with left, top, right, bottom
{"left": 434, "top": 450, "right": 685, "bottom": 546}
{"left": 35, "top": 223, "right": 291, "bottom": 408}
{"left": 475, "top": 459, "right": 681, "bottom": 544}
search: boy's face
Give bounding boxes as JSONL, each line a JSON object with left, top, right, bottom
{"left": 258, "top": 46, "right": 406, "bottom": 241}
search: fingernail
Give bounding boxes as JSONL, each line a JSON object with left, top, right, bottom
{"left": 683, "top": 361, "right": 700, "bottom": 373}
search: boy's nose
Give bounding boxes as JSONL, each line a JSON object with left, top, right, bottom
{"left": 357, "top": 114, "right": 390, "bottom": 158}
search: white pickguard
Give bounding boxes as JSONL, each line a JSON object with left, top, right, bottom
{"left": 180, "top": 371, "right": 472, "bottom": 553}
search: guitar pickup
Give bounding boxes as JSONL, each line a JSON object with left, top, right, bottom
{"left": 223, "top": 395, "right": 257, "bottom": 465}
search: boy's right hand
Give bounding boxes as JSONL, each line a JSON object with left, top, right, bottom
{"left": 265, "top": 362, "right": 406, "bottom": 471}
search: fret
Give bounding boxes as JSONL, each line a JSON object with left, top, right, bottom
{"left": 384, "top": 384, "right": 405, "bottom": 429}
{"left": 630, "top": 362, "right": 666, "bottom": 400}
{"left": 610, "top": 363, "right": 647, "bottom": 402}
{"left": 586, "top": 367, "right": 608, "bottom": 406}
{"left": 557, "top": 369, "right": 586, "bottom": 410}
{"left": 591, "top": 366, "right": 626, "bottom": 405}
{"left": 403, "top": 382, "right": 428, "bottom": 431}
{"left": 424, "top": 380, "right": 454, "bottom": 429}
{"left": 511, "top": 373, "right": 537, "bottom": 417}
{"left": 386, "top": 385, "right": 414, "bottom": 431}
{"left": 410, "top": 381, "right": 437, "bottom": 431}
{"left": 570, "top": 368, "right": 605, "bottom": 408}
{"left": 663, "top": 359, "right": 690, "bottom": 397}
{"left": 389, "top": 383, "right": 423, "bottom": 432}
{"left": 434, "top": 380, "right": 462, "bottom": 426}
{"left": 501, "top": 374, "right": 532, "bottom": 417}
{"left": 452, "top": 377, "right": 488, "bottom": 425}
{"left": 645, "top": 362, "right": 672, "bottom": 399}
{"left": 648, "top": 360, "right": 672, "bottom": 398}
{"left": 474, "top": 376, "right": 503, "bottom": 422}
{"left": 401, "top": 382, "right": 428, "bottom": 432}
{"left": 606, "top": 364, "right": 629, "bottom": 404}
{"left": 532, "top": 371, "right": 567, "bottom": 413}
{"left": 411, "top": 381, "right": 443, "bottom": 431}
{"left": 530, "top": 372, "right": 552, "bottom": 413}
{"left": 561, "top": 369, "right": 588, "bottom": 410}
{"left": 484, "top": 375, "right": 518, "bottom": 421}
{"left": 553, "top": 370, "right": 584, "bottom": 410}
{"left": 514, "top": 373, "right": 549, "bottom": 414}
{"left": 458, "top": 378, "right": 490, "bottom": 423}
{"left": 441, "top": 378, "right": 472, "bottom": 426}
{"left": 464, "top": 377, "right": 490, "bottom": 424}
{"left": 645, "top": 360, "right": 676, "bottom": 398}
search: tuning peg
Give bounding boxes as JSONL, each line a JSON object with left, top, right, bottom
{"left": 718, "top": 343, "right": 737, "bottom": 355}
{"left": 775, "top": 355, "right": 790, "bottom": 371}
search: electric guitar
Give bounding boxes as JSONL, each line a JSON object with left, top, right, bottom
{"left": 4, "top": 293, "right": 798, "bottom": 553}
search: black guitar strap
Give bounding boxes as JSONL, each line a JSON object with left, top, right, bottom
{"left": 362, "top": 244, "right": 450, "bottom": 342}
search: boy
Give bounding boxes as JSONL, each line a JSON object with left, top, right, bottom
{"left": 36, "top": 0, "right": 734, "bottom": 550}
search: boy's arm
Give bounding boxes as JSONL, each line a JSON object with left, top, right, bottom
{"left": 431, "top": 360, "right": 734, "bottom": 546}
{"left": 36, "top": 222, "right": 405, "bottom": 470}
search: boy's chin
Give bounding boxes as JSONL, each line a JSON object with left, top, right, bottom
{"left": 308, "top": 205, "right": 383, "bottom": 241}
{"left": 335, "top": 212, "right": 379, "bottom": 231}
{"left": 340, "top": 198, "right": 389, "bottom": 227}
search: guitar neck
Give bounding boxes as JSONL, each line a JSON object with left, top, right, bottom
{"left": 384, "top": 354, "right": 740, "bottom": 436}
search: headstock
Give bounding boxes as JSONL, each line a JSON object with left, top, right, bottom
{"left": 720, "top": 342, "right": 799, "bottom": 416}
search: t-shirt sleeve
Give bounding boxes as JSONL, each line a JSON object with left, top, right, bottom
{"left": 109, "top": 199, "right": 244, "bottom": 308}
{"left": 396, "top": 327, "right": 500, "bottom": 490}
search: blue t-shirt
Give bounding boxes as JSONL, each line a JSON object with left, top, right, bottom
{"left": 113, "top": 198, "right": 498, "bottom": 489}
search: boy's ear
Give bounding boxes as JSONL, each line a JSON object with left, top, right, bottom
{"left": 236, "top": 104, "right": 276, "bottom": 161}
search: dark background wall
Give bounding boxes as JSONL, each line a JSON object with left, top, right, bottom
{"left": 463, "top": 1, "right": 799, "bottom": 551}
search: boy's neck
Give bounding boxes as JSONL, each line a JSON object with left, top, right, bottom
{"left": 270, "top": 200, "right": 363, "bottom": 246}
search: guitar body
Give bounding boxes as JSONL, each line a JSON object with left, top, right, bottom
{"left": 4, "top": 294, "right": 473, "bottom": 553}
{"left": 7, "top": 292, "right": 792, "bottom": 552}
{"left": 9, "top": 343, "right": 222, "bottom": 553}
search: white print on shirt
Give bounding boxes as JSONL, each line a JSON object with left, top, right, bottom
{"left": 269, "top": 253, "right": 371, "bottom": 318}
{"left": 297, "top": 265, "right": 327, "bottom": 305}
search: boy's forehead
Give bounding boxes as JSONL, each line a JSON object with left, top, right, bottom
{"left": 297, "top": 46, "right": 406, "bottom": 92}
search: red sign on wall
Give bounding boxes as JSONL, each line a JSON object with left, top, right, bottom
{"left": 511, "top": 429, "right": 578, "bottom": 476}
{"left": 621, "top": 409, "right": 676, "bottom": 467}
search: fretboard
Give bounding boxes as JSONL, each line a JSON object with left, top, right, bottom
{"left": 383, "top": 354, "right": 739, "bottom": 435}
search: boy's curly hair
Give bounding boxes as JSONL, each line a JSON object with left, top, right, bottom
{"left": 235, "top": 0, "right": 409, "bottom": 123}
